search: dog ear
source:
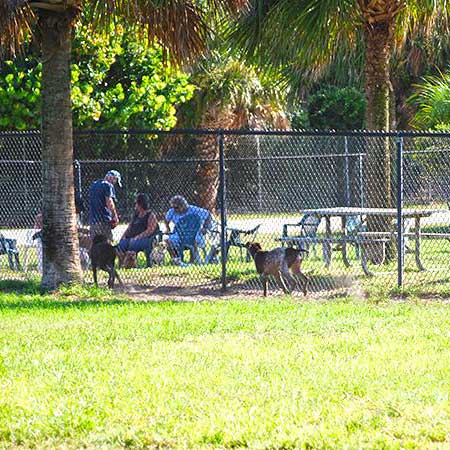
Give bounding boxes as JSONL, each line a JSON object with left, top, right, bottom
{"left": 251, "top": 242, "right": 262, "bottom": 251}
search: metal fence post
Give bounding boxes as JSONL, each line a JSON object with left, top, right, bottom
{"left": 218, "top": 131, "right": 228, "bottom": 292}
{"left": 344, "top": 136, "right": 350, "bottom": 206}
{"left": 74, "top": 159, "right": 83, "bottom": 224}
{"left": 396, "top": 134, "right": 404, "bottom": 289}
{"left": 256, "top": 134, "right": 263, "bottom": 211}
{"left": 359, "top": 153, "right": 364, "bottom": 207}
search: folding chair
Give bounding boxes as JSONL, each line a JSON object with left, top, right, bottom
{"left": 226, "top": 224, "right": 261, "bottom": 262}
{"left": 0, "top": 234, "right": 21, "bottom": 271}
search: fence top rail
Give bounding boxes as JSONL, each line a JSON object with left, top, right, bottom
{"left": 3, "top": 128, "right": 450, "bottom": 138}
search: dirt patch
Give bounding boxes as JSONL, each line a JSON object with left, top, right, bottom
{"left": 116, "top": 277, "right": 358, "bottom": 302}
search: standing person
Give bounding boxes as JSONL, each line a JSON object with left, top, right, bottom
{"left": 89, "top": 170, "right": 122, "bottom": 242}
{"left": 117, "top": 193, "right": 160, "bottom": 267}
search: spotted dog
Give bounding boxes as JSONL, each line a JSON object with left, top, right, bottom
{"left": 246, "top": 242, "right": 309, "bottom": 296}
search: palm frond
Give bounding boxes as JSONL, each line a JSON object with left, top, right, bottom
{"left": 409, "top": 69, "right": 450, "bottom": 129}
{"left": 227, "top": 0, "right": 359, "bottom": 73}
{"left": 86, "top": 0, "right": 249, "bottom": 66}
{"left": 0, "top": 0, "right": 34, "bottom": 57}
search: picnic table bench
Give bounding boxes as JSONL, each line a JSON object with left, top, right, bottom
{"left": 277, "top": 234, "right": 391, "bottom": 275}
{"left": 279, "top": 207, "right": 449, "bottom": 276}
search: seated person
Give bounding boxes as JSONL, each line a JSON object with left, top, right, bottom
{"left": 164, "top": 195, "right": 212, "bottom": 264}
{"left": 117, "top": 193, "right": 160, "bottom": 267}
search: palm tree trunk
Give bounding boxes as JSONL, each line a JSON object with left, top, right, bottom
{"left": 364, "top": 20, "right": 393, "bottom": 208}
{"left": 195, "top": 133, "right": 220, "bottom": 212}
{"left": 40, "top": 13, "right": 82, "bottom": 290}
{"left": 364, "top": 19, "right": 395, "bottom": 260}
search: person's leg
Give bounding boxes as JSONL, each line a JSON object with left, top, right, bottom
{"left": 117, "top": 238, "right": 131, "bottom": 253}
{"left": 126, "top": 237, "right": 152, "bottom": 253}
{"left": 167, "top": 234, "right": 180, "bottom": 260}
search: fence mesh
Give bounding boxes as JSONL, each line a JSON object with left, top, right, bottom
{"left": 1, "top": 129, "right": 450, "bottom": 297}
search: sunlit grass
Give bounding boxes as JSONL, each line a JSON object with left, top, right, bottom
{"left": 1, "top": 287, "right": 450, "bottom": 449}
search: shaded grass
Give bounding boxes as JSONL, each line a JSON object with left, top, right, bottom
{"left": 1, "top": 289, "right": 450, "bottom": 449}
{"left": 4, "top": 229, "right": 450, "bottom": 299}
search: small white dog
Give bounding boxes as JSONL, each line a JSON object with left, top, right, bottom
{"left": 150, "top": 242, "right": 166, "bottom": 265}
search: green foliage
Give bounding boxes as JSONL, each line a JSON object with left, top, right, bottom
{"left": 0, "top": 26, "right": 194, "bottom": 131}
{"left": 0, "top": 58, "right": 41, "bottom": 130}
{"left": 178, "top": 52, "right": 287, "bottom": 128}
{"left": 289, "top": 107, "right": 310, "bottom": 129}
{"left": 409, "top": 70, "right": 450, "bottom": 131}
{"left": 307, "top": 86, "right": 366, "bottom": 130}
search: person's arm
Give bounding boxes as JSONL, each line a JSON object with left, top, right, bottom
{"left": 200, "top": 209, "right": 212, "bottom": 234}
{"left": 106, "top": 196, "right": 118, "bottom": 224}
{"left": 132, "top": 212, "right": 159, "bottom": 240}
{"left": 164, "top": 210, "right": 172, "bottom": 233}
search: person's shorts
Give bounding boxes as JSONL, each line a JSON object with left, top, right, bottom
{"left": 90, "top": 222, "right": 113, "bottom": 242}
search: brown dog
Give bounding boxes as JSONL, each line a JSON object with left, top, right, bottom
{"left": 118, "top": 251, "right": 138, "bottom": 269}
{"left": 246, "top": 242, "right": 309, "bottom": 296}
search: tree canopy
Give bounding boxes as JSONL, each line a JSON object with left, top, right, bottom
{"left": 0, "top": 25, "right": 194, "bottom": 131}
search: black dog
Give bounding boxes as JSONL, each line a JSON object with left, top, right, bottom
{"left": 89, "top": 234, "right": 123, "bottom": 288}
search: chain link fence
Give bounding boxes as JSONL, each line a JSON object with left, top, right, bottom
{"left": 1, "top": 129, "right": 450, "bottom": 296}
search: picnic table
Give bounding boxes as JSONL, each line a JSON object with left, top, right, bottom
{"left": 278, "top": 207, "right": 449, "bottom": 275}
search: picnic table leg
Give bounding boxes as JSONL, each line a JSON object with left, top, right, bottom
{"left": 341, "top": 216, "right": 351, "bottom": 268}
{"left": 414, "top": 217, "right": 425, "bottom": 271}
{"left": 360, "top": 244, "right": 374, "bottom": 276}
{"left": 323, "top": 216, "right": 332, "bottom": 267}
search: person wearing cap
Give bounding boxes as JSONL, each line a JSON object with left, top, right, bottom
{"left": 88, "top": 170, "right": 122, "bottom": 242}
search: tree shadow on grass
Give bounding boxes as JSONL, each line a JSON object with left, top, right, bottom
{"left": 227, "top": 272, "right": 357, "bottom": 297}
{"left": 0, "top": 279, "right": 41, "bottom": 295}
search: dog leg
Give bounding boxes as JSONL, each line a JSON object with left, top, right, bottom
{"left": 106, "top": 266, "right": 115, "bottom": 288}
{"left": 283, "top": 270, "right": 298, "bottom": 292}
{"left": 262, "top": 275, "right": 268, "bottom": 297}
{"left": 92, "top": 265, "right": 98, "bottom": 287}
{"left": 300, "top": 273, "right": 309, "bottom": 295}
{"left": 114, "top": 268, "right": 124, "bottom": 287}
{"left": 291, "top": 264, "right": 309, "bottom": 295}
{"left": 276, "top": 271, "right": 291, "bottom": 294}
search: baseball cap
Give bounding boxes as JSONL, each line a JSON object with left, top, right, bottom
{"left": 106, "top": 170, "right": 122, "bottom": 187}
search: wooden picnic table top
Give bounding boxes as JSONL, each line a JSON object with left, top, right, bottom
{"left": 298, "top": 207, "right": 445, "bottom": 218}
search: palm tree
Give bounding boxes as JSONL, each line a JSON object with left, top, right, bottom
{"left": 0, "top": 0, "right": 245, "bottom": 290}
{"left": 174, "top": 52, "right": 289, "bottom": 211}
{"left": 229, "top": 1, "right": 450, "bottom": 213}
{"left": 408, "top": 67, "right": 450, "bottom": 131}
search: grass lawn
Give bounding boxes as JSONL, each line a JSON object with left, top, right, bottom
{"left": 1, "top": 282, "right": 450, "bottom": 449}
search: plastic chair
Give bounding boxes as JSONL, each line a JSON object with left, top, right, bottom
{"left": 226, "top": 224, "right": 261, "bottom": 262}
{"left": 281, "top": 213, "right": 321, "bottom": 256}
{"left": 173, "top": 214, "right": 204, "bottom": 264}
{"left": 23, "top": 229, "right": 43, "bottom": 272}
{"left": 345, "top": 215, "right": 366, "bottom": 258}
{"left": 0, "top": 234, "right": 21, "bottom": 270}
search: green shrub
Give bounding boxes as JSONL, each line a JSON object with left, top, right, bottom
{"left": 307, "top": 85, "right": 366, "bottom": 130}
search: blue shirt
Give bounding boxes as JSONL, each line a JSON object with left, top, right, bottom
{"left": 165, "top": 205, "right": 211, "bottom": 230}
{"left": 89, "top": 180, "right": 116, "bottom": 224}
